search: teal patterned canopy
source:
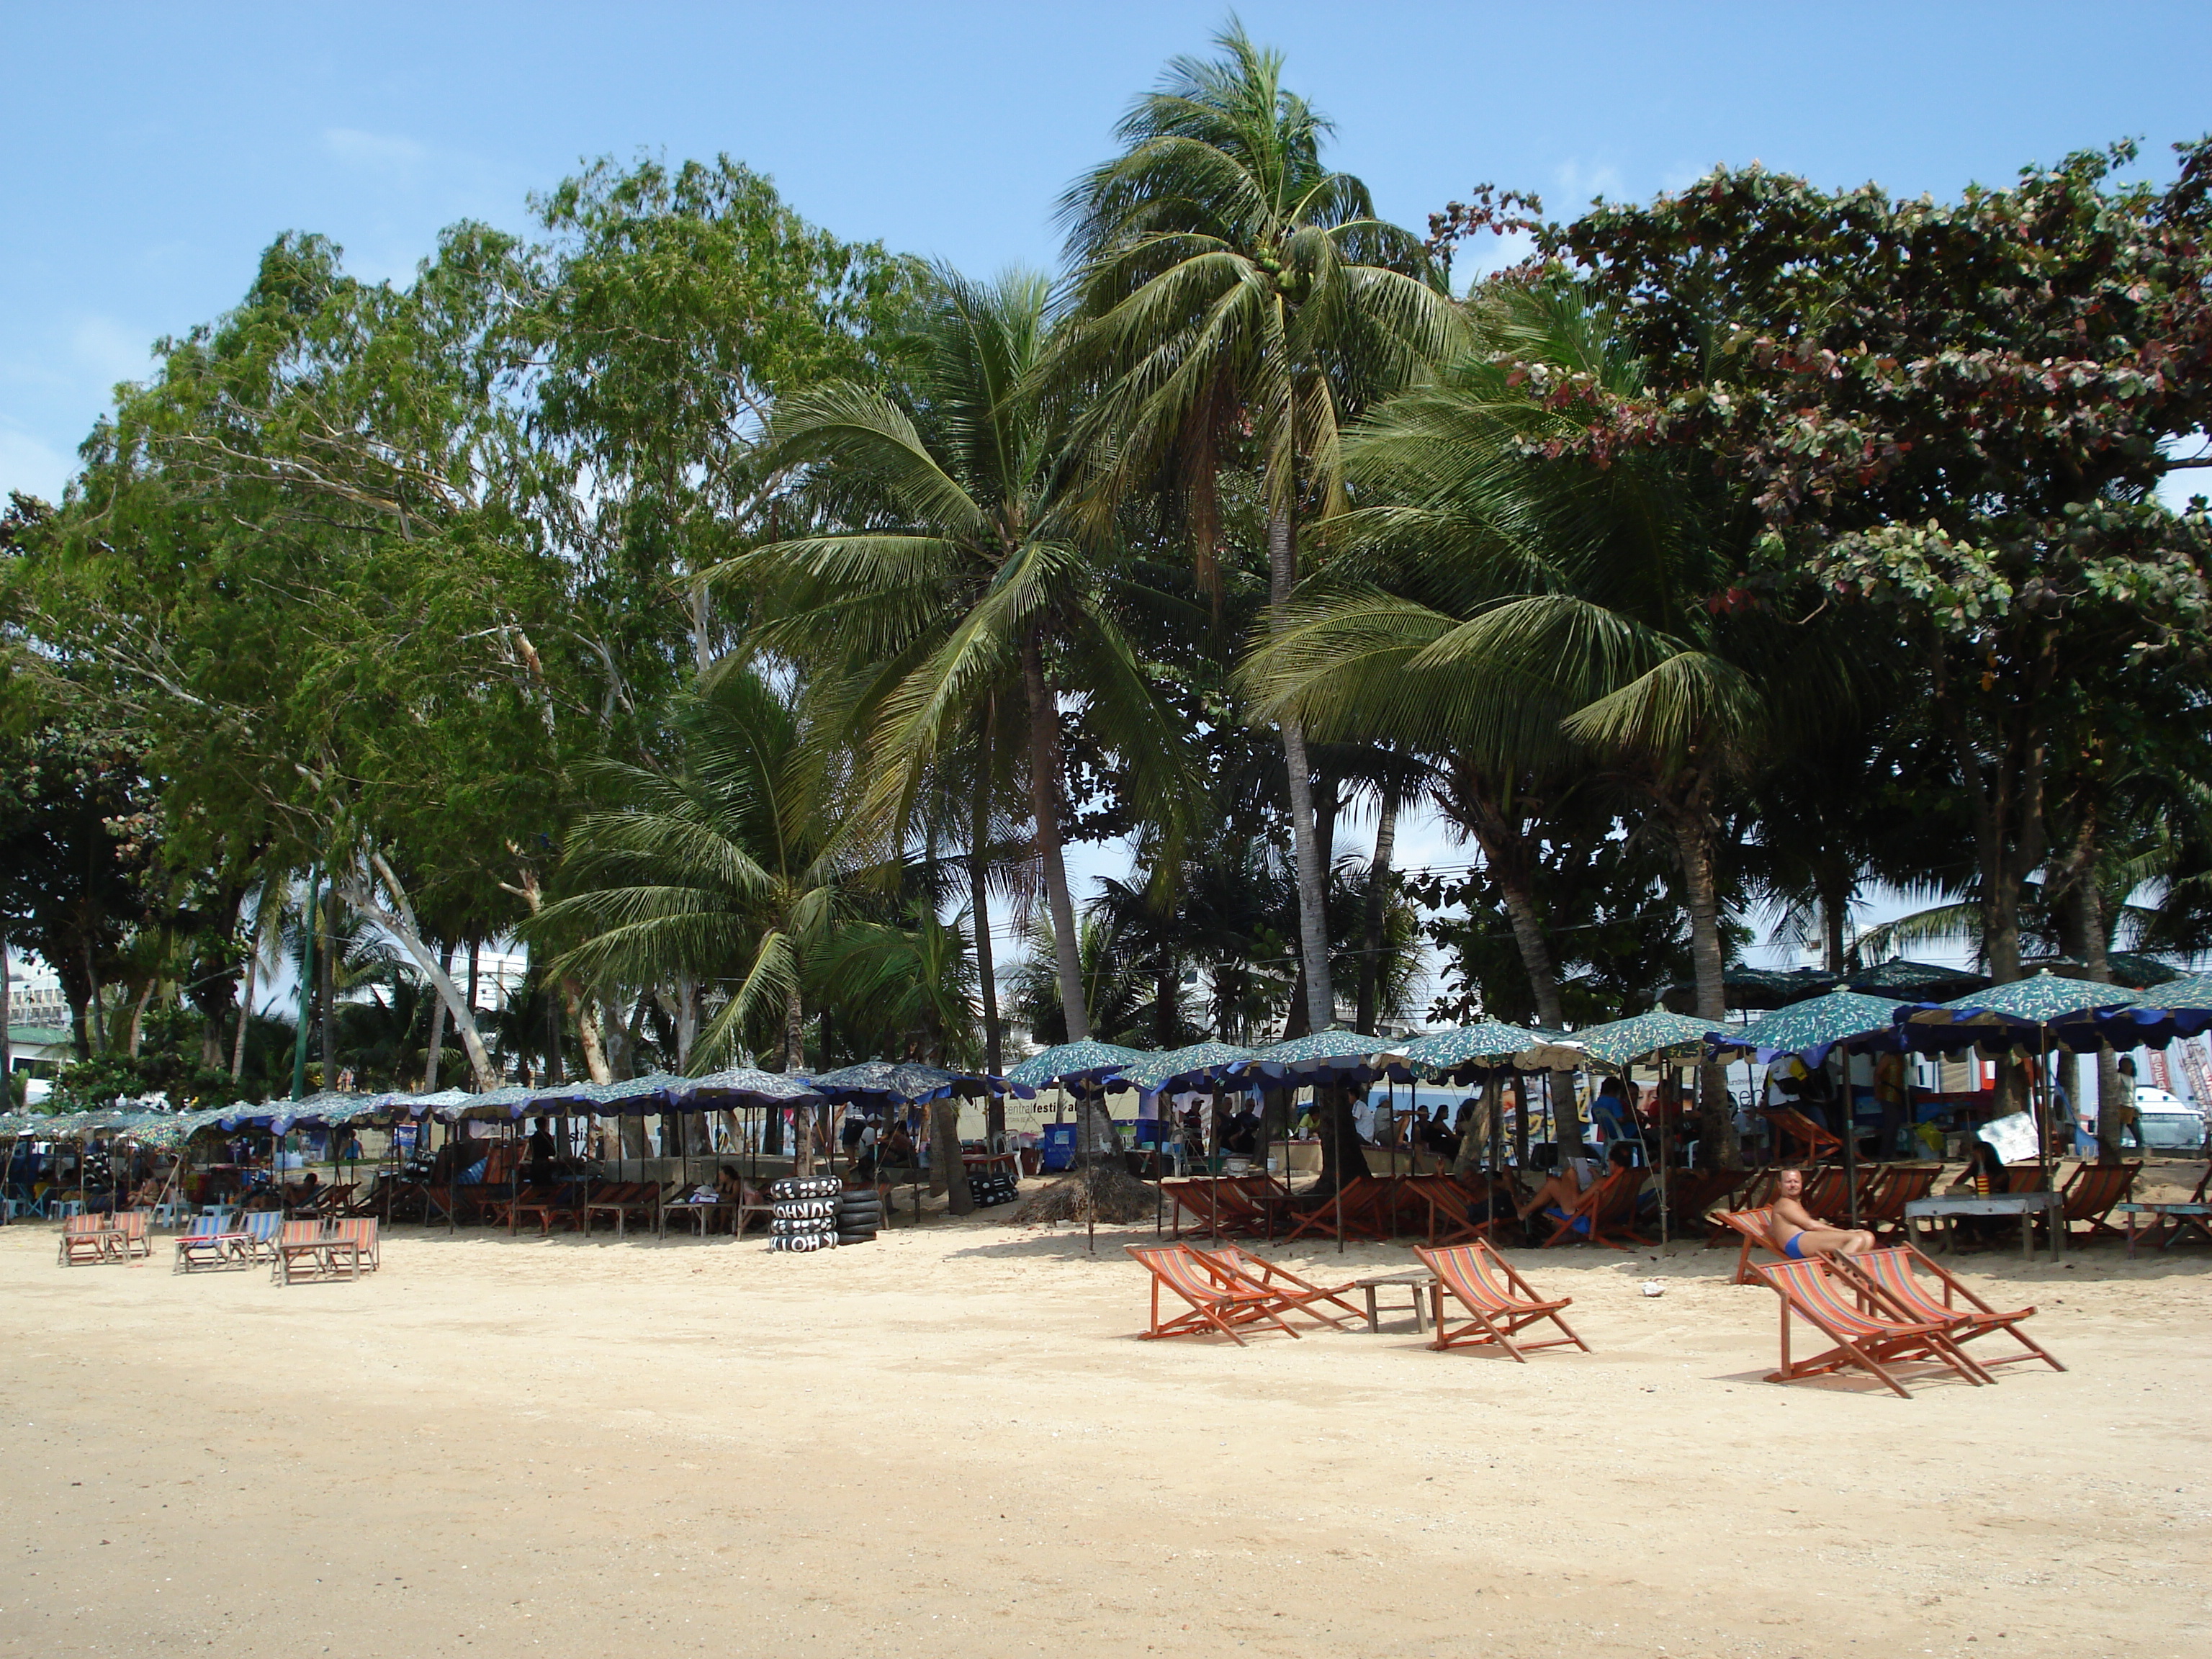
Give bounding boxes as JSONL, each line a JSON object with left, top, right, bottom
{"left": 1568, "top": 1010, "right": 1730, "bottom": 1069}
{"left": 1707, "top": 991, "right": 1908, "bottom": 1065}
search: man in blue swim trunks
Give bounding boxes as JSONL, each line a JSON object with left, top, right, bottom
{"left": 1769, "top": 1166, "right": 1874, "bottom": 1259}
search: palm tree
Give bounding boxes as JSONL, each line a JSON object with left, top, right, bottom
{"left": 1056, "top": 22, "right": 1463, "bottom": 1033}
{"left": 730, "top": 266, "right": 1190, "bottom": 1047}
{"left": 1247, "top": 282, "right": 1858, "bottom": 1160}
{"left": 535, "top": 665, "right": 849, "bottom": 1073}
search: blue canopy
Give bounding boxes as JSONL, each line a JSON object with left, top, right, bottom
{"left": 1003, "top": 1041, "right": 1143, "bottom": 1091}
{"left": 1232, "top": 1028, "right": 1408, "bottom": 1086}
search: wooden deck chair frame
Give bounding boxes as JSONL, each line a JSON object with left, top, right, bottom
{"left": 1189, "top": 1244, "right": 1361, "bottom": 1329}
{"left": 173, "top": 1214, "right": 252, "bottom": 1274}
{"left": 325, "top": 1217, "right": 379, "bottom": 1273}
{"left": 1281, "top": 1174, "right": 1390, "bottom": 1246}
{"left": 1542, "top": 1166, "right": 1648, "bottom": 1250}
{"left": 2056, "top": 1160, "right": 2139, "bottom": 1242}
{"left": 1762, "top": 1106, "right": 1843, "bottom": 1164}
{"left": 1750, "top": 1255, "right": 1992, "bottom": 1399}
{"left": 57, "top": 1213, "right": 119, "bottom": 1267}
{"left": 1717, "top": 1207, "right": 1784, "bottom": 1285}
{"left": 1835, "top": 1244, "right": 2063, "bottom": 1373}
{"left": 1413, "top": 1241, "right": 1589, "bottom": 1361}
{"left": 1856, "top": 1166, "right": 1941, "bottom": 1239}
{"left": 1125, "top": 1244, "right": 1304, "bottom": 1345}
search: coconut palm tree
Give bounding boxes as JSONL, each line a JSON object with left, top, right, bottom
{"left": 729, "top": 266, "right": 1190, "bottom": 1046}
{"left": 1246, "top": 282, "right": 1861, "bottom": 1160}
{"left": 534, "top": 665, "right": 849, "bottom": 1072}
{"left": 1056, "top": 22, "right": 1463, "bottom": 1034}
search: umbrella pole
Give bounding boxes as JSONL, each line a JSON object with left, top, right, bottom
{"left": 1839, "top": 1048, "right": 1860, "bottom": 1228}
{"left": 1658, "top": 1066, "right": 1671, "bottom": 1247}
{"left": 1334, "top": 1083, "right": 1345, "bottom": 1255}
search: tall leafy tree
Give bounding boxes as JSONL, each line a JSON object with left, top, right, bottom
{"left": 1057, "top": 23, "right": 1462, "bottom": 1032}
{"left": 733, "top": 267, "right": 1191, "bottom": 1046}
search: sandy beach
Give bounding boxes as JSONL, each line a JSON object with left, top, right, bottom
{"left": 3, "top": 1201, "right": 2208, "bottom": 1659}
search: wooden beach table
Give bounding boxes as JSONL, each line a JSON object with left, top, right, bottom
{"left": 1905, "top": 1192, "right": 2064, "bottom": 1262}
{"left": 1349, "top": 1267, "right": 1437, "bottom": 1334}
{"left": 2113, "top": 1200, "right": 2212, "bottom": 1256}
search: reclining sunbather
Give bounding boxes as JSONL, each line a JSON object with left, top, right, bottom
{"left": 1768, "top": 1166, "right": 1874, "bottom": 1259}
{"left": 1516, "top": 1146, "right": 1624, "bottom": 1235}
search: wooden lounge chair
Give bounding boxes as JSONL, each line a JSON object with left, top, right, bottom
{"left": 1281, "top": 1174, "right": 1393, "bottom": 1245}
{"left": 1797, "top": 1166, "right": 1855, "bottom": 1225}
{"left": 1762, "top": 1106, "right": 1843, "bottom": 1164}
{"left": 108, "top": 1209, "right": 153, "bottom": 1259}
{"left": 1539, "top": 1166, "right": 1649, "bottom": 1249}
{"left": 1655, "top": 1168, "right": 1739, "bottom": 1236}
{"left": 1125, "top": 1243, "right": 1305, "bottom": 1345}
{"left": 583, "top": 1181, "right": 660, "bottom": 1237}
{"left": 1189, "top": 1244, "right": 1362, "bottom": 1329}
{"left": 57, "top": 1213, "right": 119, "bottom": 1267}
{"left": 273, "top": 1220, "right": 329, "bottom": 1285}
{"left": 235, "top": 1210, "right": 286, "bottom": 1262}
{"left": 2054, "top": 1160, "right": 2139, "bottom": 1243}
{"left": 1838, "top": 1244, "right": 2064, "bottom": 1373}
{"left": 1749, "top": 1254, "right": 1992, "bottom": 1399}
{"left": 1857, "top": 1165, "right": 1941, "bottom": 1239}
{"left": 658, "top": 1184, "right": 734, "bottom": 1237}
{"left": 1716, "top": 1207, "right": 1784, "bottom": 1285}
{"left": 173, "top": 1214, "right": 253, "bottom": 1274}
{"left": 325, "top": 1217, "right": 379, "bottom": 1274}
{"left": 1413, "top": 1241, "right": 1590, "bottom": 1361}
{"left": 510, "top": 1182, "right": 586, "bottom": 1236}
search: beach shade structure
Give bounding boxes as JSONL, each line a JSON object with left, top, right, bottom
{"left": 2133, "top": 972, "right": 2212, "bottom": 1016}
{"left": 1707, "top": 991, "right": 1911, "bottom": 1067}
{"left": 1845, "top": 959, "right": 1993, "bottom": 1002}
{"left": 1661, "top": 965, "right": 1836, "bottom": 1014}
{"left": 1120, "top": 1042, "right": 1257, "bottom": 1101}
{"left": 1568, "top": 1011, "right": 1727, "bottom": 1070}
{"left": 797, "top": 1061, "right": 999, "bottom": 1108}
{"left": 1003, "top": 1041, "right": 1145, "bottom": 1092}
{"left": 1231, "top": 1028, "right": 1410, "bottom": 1084}
{"left": 2103, "top": 953, "right": 2184, "bottom": 990}
{"left": 1398, "top": 1022, "right": 1588, "bottom": 1083}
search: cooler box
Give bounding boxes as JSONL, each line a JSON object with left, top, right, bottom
{"left": 1040, "top": 1123, "right": 1078, "bottom": 1172}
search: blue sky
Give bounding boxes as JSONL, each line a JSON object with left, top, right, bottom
{"left": 7, "top": 0, "right": 2210, "bottom": 500}
{"left": 5, "top": 1, "right": 2208, "bottom": 993}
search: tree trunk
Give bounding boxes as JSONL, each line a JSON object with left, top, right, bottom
{"left": 1671, "top": 804, "right": 1743, "bottom": 1166}
{"left": 230, "top": 933, "right": 258, "bottom": 1080}
{"left": 319, "top": 886, "right": 338, "bottom": 1085}
{"left": 930, "top": 1098, "right": 975, "bottom": 1214}
{"left": 1269, "top": 505, "right": 1336, "bottom": 1033}
{"left": 1356, "top": 780, "right": 1401, "bottom": 1035}
{"left": 565, "top": 976, "right": 613, "bottom": 1085}
{"left": 781, "top": 981, "right": 805, "bottom": 1074}
{"left": 125, "top": 979, "right": 153, "bottom": 1058}
{"left": 970, "top": 717, "right": 1004, "bottom": 1131}
{"left": 675, "top": 979, "right": 698, "bottom": 1071}
{"left": 423, "top": 945, "right": 451, "bottom": 1091}
{"left": 1311, "top": 1082, "right": 1372, "bottom": 1196}
{"left": 2074, "top": 878, "right": 2126, "bottom": 1166}
{"left": 0, "top": 929, "right": 12, "bottom": 1101}
{"left": 333, "top": 857, "right": 497, "bottom": 1089}
{"left": 1022, "top": 637, "right": 1089, "bottom": 1041}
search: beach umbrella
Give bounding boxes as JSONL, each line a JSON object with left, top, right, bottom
{"left": 1845, "top": 959, "right": 1992, "bottom": 1002}
{"left": 797, "top": 1061, "right": 979, "bottom": 1107}
{"left": 1233, "top": 1028, "right": 1408, "bottom": 1083}
{"left": 1119, "top": 1043, "right": 1256, "bottom": 1098}
{"left": 2131, "top": 972, "right": 2212, "bottom": 1012}
{"left": 1398, "top": 1022, "right": 1588, "bottom": 1081}
{"left": 1660, "top": 965, "right": 1836, "bottom": 1013}
{"left": 2105, "top": 953, "right": 2183, "bottom": 990}
{"left": 1707, "top": 990, "right": 1910, "bottom": 1066}
{"left": 1003, "top": 1041, "right": 1144, "bottom": 1090}
{"left": 1567, "top": 1011, "right": 1726, "bottom": 1070}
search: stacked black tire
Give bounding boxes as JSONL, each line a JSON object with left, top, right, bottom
{"left": 768, "top": 1176, "right": 844, "bottom": 1252}
{"left": 834, "top": 1185, "right": 881, "bottom": 1245}
{"left": 966, "top": 1171, "right": 1020, "bottom": 1209}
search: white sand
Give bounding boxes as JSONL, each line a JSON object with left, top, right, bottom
{"left": 1, "top": 1203, "right": 2207, "bottom": 1658}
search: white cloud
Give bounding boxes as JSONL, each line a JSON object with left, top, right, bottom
{"left": 71, "top": 313, "right": 152, "bottom": 387}
{"left": 0, "top": 426, "right": 78, "bottom": 503}
{"left": 1552, "top": 157, "right": 1626, "bottom": 204}
{"left": 322, "top": 127, "right": 430, "bottom": 174}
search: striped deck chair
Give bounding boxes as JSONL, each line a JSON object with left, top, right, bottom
{"left": 1281, "top": 1174, "right": 1391, "bottom": 1245}
{"left": 274, "top": 1219, "right": 330, "bottom": 1285}
{"left": 1190, "top": 1244, "right": 1361, "bottom": 1329}
{"left": 325, "top": 1217, "right": 379, "bottom": 1274}
{"left": 1838, "top": 1244, "right": 2063, "bottom": 1373}
{"left": 1413, "top": 1241, "right": 1589, "bottom": 1361}
{"left": 109, "top": 1210, "right": 153, "bottom": 1259}
{"left": 1716, "top": 1207, "right": 1784, "bottom": 1285}
{"left": 1856, "top": 1166, "right": 1941, "bottom": 1240}
{"left": 583, "top": 1181, "right": 659, "bottom": 1237}
{"left": 510, "top": 1182, "right": 585, "bottom": 1236}
{"left": 1750, "top": 1255, "right": 1992, "bottom": 1399}
{"left": 1125, "top": 1244, "right": 1305, "bottom": 1345}
{"left": 57, "top": 1213, "right": 118, "bottom": 1267}
{"left": 1540, "top": 1167, "right": 1649, "bottom": 1249}
{"left": 173, "top": 1214, "right": 251, "bottom": 1274}
{"left": 1797, "top": 1166, "right": 1855, "bottom": 1225}
{"left": 1762, "top": 1106, "right": 1843, "bottom": 1164}
{"left": 2055, "top": 1161, "right": 2139, "bottom": 1243}
{"left": 236, "top": 1210, "right": 286, "bottom": 1262}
